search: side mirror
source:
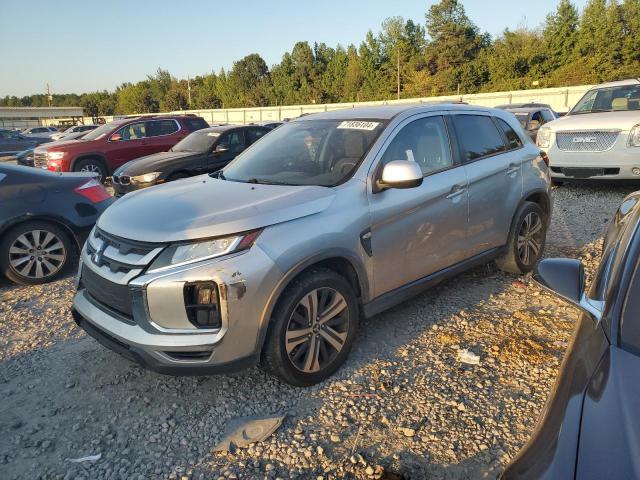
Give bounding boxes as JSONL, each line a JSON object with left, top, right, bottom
{"left": 533, "top": 258, "right": 603, "bottom": 321}
{"left": 377, "top": 160, "right": 423, "bottom": 190}
{"left": 215, "top": 144, "right": 230, "bottom": 154}
{"left": 110, "top": 133, "right": 123, "bottom": 142}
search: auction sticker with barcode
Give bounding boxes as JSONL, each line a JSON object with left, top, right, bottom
{"left": 337, "top": 121, "right": 380, "bottom": 130}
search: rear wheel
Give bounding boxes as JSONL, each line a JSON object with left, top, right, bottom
{"left": 74, "top": 158, "right": 107, "bottom": 183}
{"left": 0, "top": 221, "right": 75, "bottom": 285}
{"left": 496, "top": 202, "right": 547, "bottom": 274}
{"left": 261, "top": 268, "right": 358, "bottom": 386}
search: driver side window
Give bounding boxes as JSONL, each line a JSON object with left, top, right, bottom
{"left": 380, "top": 116, "right": 453, "bottom": 176}
{"left": 218, "top": 131, "right": 245, "bottom": 154}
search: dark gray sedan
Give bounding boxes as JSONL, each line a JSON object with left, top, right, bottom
{"left": 503, "top": 192, "right": 640, "bottom": 479}
{"left": 0, "top": 129, "right": 50, "bottom": 156}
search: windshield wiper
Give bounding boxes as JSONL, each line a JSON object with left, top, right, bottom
{"left": 571, "top": 109, "right": 613, "bottom": 115}
{"left": 246, "top": 178, "right": 294, "bottom": 186}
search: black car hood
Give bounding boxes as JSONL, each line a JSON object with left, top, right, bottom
{"left": 114, "top": 151, "right": 205, "bottom": 176}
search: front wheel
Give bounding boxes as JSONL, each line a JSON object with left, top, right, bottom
{"left": 496, "top": 202, "right": 547, "bottom": 274}
{"left": 73, "top": 158, "right": 108, "bottom": 183}
{"left": 261, "top": 268, "right": 359, "bottom": 386}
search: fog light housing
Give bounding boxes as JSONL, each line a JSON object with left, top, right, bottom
{"left": 183, "top": 282, "right": 221, "bottom": 329}
{"left": 633, "top": 167, "right": 640, "bottom": 176}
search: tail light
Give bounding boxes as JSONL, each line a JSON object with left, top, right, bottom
{"left": 540, "top": 151, "right": 550, "bottom": 166}
{"left": 74, "top": 178, "right": 111, "bottom": 203}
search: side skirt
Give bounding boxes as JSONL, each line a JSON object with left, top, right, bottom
{"left": 362, "top": 247, "right": 504, "bottom": 318}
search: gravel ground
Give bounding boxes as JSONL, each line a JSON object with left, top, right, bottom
{"left": 0, "top": 183, "right": 633, "bottom": 480}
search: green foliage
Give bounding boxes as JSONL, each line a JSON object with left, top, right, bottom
{"left": 3, "top": 0, "right": 640, "bottom": 114}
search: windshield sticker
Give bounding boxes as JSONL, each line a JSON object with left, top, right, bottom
{"left": 207, "top": 132, "right": 221, "bottom": 137}
{"left": 337, "top": 121, "right": 380, "bottom": 131}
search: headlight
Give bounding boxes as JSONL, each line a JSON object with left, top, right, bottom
{"left": 130, "top": 171, "right": 162, "bottom": 184}
{"left": 46, "top": 151, "right": 65, "bottom": 160}
{"left": 536, "top": 127, "right": 551, "bottom": 148}
{"left": 147, "top": 229, "right": 262, "bottom": 272}
{"left": 629, "top": 125, "right": 640, "bottom": 147}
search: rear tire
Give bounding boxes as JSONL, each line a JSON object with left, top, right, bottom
{"left": 261, "top": 268, "right": 359, "bottom": 386}
{"left": 0, "top": 221, "right": 76, "bottom": 285}
{"left": 74, "top": 158, "right": 108, "bottom": 183}
{"left": 496, "top": 202, "right": 547, "bottom": 274}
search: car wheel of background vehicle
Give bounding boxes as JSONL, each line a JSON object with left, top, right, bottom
{"left": 74, "top": 158, "right": 107, "bottom": 183}
{"left": 261, "top": 268, "right": 359, "bottom": 386}
{"left": 0, "top": 221, "right": 75, "bottom": 285}
{"left": 496, "top": 202, "right": 547, "bottom": 274}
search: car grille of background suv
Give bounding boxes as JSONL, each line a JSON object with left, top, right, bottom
{"left": 555, "top": 130, "right": 619, "bottom": 152}
{"left": 82, "top": 228, "right": 165, "bottom": 315}
{"left": 33, "top": 151, "right": 47, "bottom": 168}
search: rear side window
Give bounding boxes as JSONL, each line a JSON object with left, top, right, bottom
{"left": 183, "top": 117, "right": 209, "bottom": 132}
{"left": 496, "top": 118, "right": 523, "bottom": 150}
{"left": 246, "top": 127, "right": 268, "bottom": 144}
{"left": 453, "top": 115, "right": 506, "bottom": 161}
{"left": 147, "top": 120, "right": 179, "bottom": 137}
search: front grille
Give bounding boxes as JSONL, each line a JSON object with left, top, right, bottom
{"left": 34, "top": 152, "right": 47, "bottom": 168}
{"left": 556, "top": 131, "right": 619, "bottom": 152}
{"left": 112, "top": 175, "right": 131, "bottom": 185}
{"left": 86, "top": 228, "right": 163, "bottom": 274}
{"left": 81, "top": 265, "right": 133, "bottom": 316}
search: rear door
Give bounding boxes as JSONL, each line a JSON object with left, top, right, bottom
{"left": 451, "top": 113, "right": 523, "bottom": 258}
{"left": 367, "top": 114, "right": 469, "bottom": 296}
{"left": 145, "top": 119, "right": 182, "bottom": 154}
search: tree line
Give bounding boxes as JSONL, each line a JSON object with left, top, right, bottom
{"left": 2, "top": 0, "right": 639, "bottom": 117}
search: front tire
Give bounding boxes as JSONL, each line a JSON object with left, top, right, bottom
{"left": 261, "top": 268, "right": 359, "bottom": 386}
{"left": 0, "top": 221, "right": 75, "bottom": 285}
{"left": 74, "top": 158, "right": 108, "bottom": 183}
{"left": 496, "top": 202, "right": 547, "bottom": 274}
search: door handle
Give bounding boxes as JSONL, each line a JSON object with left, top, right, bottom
{"left": 446, "top": 184, "right": 466, "bottom": 199}
{"left": 506, "top": 163, "right": 519, "bottom": 176}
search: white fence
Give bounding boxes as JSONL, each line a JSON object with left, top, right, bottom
{"left": 73, "top": 84, "right": 595, "bottom": 127}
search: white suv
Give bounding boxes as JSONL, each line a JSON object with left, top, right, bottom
{"left": 537, "top": 79, "right": 640, "bottom": 181}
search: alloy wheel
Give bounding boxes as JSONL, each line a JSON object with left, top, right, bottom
{"left": 517, "top": 212, "right": 543, "bottom": 266}
{"left": 285, "top": 287, "right": 350, "bottom": 373}
{"left": 80, "top": 164, "right": 103, "bottom": 181}
{"left": 8, "top": 229, "right": 67, "bottom": 279}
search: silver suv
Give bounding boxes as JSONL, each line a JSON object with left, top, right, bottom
{"left": 72, "top": 104, "right": 552, "bottom": 386}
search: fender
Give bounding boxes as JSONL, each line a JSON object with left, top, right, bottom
{"left": 0, "top": 213, "right": 83, "bottom": 252}
{"left": 254, "top": 248, "right": 370, "bottom": 355}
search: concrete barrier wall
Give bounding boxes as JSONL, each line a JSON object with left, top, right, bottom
{"left": 78, "top": 84, "right": 595, "bottom": 126}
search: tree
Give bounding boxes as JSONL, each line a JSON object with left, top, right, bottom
{"left": 542, "top": 0, "right": 579, "bottom": 72}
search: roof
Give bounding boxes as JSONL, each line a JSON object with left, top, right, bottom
{"left": 503, "top": 107, "right": 543, "bottom": 114}
{"left": 291, "top": 102, "right": 489, "bottom": 121}
{"left": 591, "top": 78, "right": 640, "bottom": 89}
{"left": 0, "top": 106, "right": 83, "bottom": 119}
{"left": 196, "top": 125, "right": 240, "bottom": 134}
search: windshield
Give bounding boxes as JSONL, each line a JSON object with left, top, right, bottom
{"left": 81, "top": 122, "right": 119, "bottom": 141}
{"left": 570, "top": 84, "right": 640, "bottom": 114}
{"left": 221, "top": 119, "right": 386, "bottom": 186}
{"left": 514, "top": 113, "right": 529, "bottom": 128}
{"left": 172, "top": 130, "right": 219, "bottom": 153}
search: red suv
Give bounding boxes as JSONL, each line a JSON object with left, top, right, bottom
{"left": 37, "top": 115, "right": 209, "bottom": 182}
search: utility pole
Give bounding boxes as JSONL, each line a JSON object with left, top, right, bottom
{"left": 187, "top": 76, "right": 192, "bottom": 108}
{"left": 397, "top": 45, "right": 400, "bottom": 100}
{"left": 46, "top": 84, "right": 52, "bottom": 107}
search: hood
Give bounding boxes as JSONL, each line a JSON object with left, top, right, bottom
{"left": 98, "top": 176, "right": 336, "bottom": 242}
{"left": 546, "top": 110, "right": 640, "bottom": 132}
{"left": 114, "top": 151, "right": 199, "bottom": 176}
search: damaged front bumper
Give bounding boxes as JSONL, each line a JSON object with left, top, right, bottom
{"left": 72, "top": 242, "right": 283, "bottom": 374}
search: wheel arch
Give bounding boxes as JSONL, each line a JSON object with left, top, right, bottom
{"left": 522, "top": 188, "right": 552, "bottom": 224}
{"left": 0, "top": 215, "right": 81, "bottom": 254}
{"left": 71, "top": 153, "right": 110, "bottom": 174}
{"left": 255, "top": 251, "right": 370, "bottom": 355}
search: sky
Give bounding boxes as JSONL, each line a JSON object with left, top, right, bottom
{"left": 0, "top": 0, "right": 590, "bottom": 97}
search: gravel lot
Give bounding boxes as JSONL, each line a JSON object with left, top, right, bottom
{"left": 0, "top": 183, "right": 633, "bottom": 480}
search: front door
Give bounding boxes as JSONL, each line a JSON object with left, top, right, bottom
{"left": 367, "top": 114, "right": 469, "bottom": 298}
{"left": 208, "top": 129, "right": 246, "bottom": 171}
{"left": 450, "top": 113, "right": 524, "bottom": 258}
{"left": 107, "top": 121, "right": 149, "bottom": 168}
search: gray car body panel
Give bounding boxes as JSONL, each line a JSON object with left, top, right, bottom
{"left": 74, "top": 103, "right": 551, "bottom": 373}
